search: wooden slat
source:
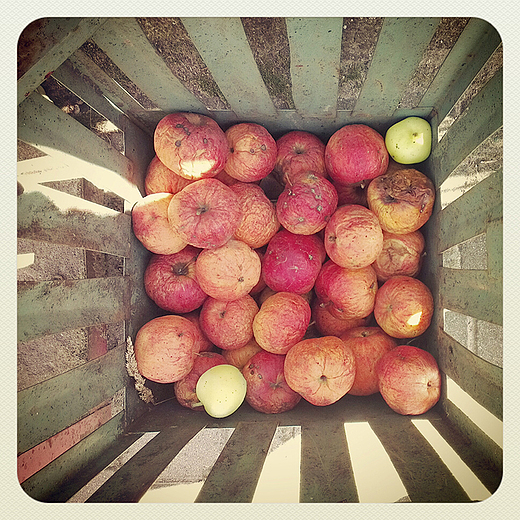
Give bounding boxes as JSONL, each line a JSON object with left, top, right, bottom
{"left": 369, "top": 417, "right": 471, "bottom": 502}
{"left": 18, "top": 344, "right": 128, "bottom": 454}
{"left": 195, "top": 421, "right": 278, "bottom": 502}
{"left": 87, "top": 422, "right": 207, "bottom": 502}
{"left": 286, "top": 17, "right": 343, "bottom": 118}
{"left": 300, "top": 420, "right": 358, "bottom": 503}
{"left": 353, "top": 17, "right": 441, "bottom": 118}
{"left": 486, "top": 218, "right": 502, "bottom": 279}
{"left": 181, "top": 17, "right": 277, "bottom": 120}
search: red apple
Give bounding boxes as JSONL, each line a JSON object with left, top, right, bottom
{"left": 372, "top": 230, "right": 426, "bottom": 283}
{"left": 222, "top": 338, "right": 264, "bottom": 370}
{"left": 324, "top": 204, "right": 383, "bottom": 269}
{"left": 134, "top": 314, "right": 198, "bottom": 383}
{"left": 253, "top": 292, "right": 311, "bottom": 355}
{"left": 230, "top": 182, "right": 280, "bottom": 248}
{"left": 225, "top": 123, "right": 277, "bottom": 182}
{"left": 144, "top": 155, "right": 194, "bottom": 195}
{"left": 325, "top": 124, "right": 389, "bottom": 185}
{"left": 339, "top": 326, "right": 398, "bottom": 396}
{"left": 374, "top": 275, "right": 434, "bottom": 338}
{"left": 132, "top": 193, "right": 188, "bottom": 255}
{"left": 183, "top": 311, "right": 214, "bottom": 353}
{"left": 143, "top": 246, "right": 208, "bottom": 314}
{"left": 199, "top": 295, "right": 259, "bottom": 351}
{"left": 167, "top": 178, "right": 243, "bottom": 249}
{"left": 262, "top": 229, "right": 326, "bottom": 294}
{"left": 314, "top": 260, "right": 378, "bottom": 320}
{"left": 242, "top": 350, "right": 301, "bottom": 414}
{"left": 366, "top": 168, "right": 435, "bottom": 234}
{"left": 195, "top": 239, "right": 261, "bottom": 301}
{"left": 154, "top": 112, "right": 228, "bottom": 180}
{"left": 284, "top": 336, "right": 356, "bottom": 406}
{"left": 376, "top": 345, "right": 441, "bottom": 415}
{"left": 273, "top": 130, "right": 327, "bottom": 185}
{"left": 276, "top": 171, "right": 338, "bottom": 235}
{"left": 312, "top": 299, "right": 369, "bottom": 337}
{"left": 174, "top": 352, "right": 228, "bottom": 410}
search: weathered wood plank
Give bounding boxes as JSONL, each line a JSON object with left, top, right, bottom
{"left": 486, "top": 218, "right": 502, "bottom": 280}
{"left": 195, "top": 421, "right": 277, "bottom": 502}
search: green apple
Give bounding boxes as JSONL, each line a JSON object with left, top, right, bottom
{"left": 195, "top": 364, "right": 247, "bottom": 418}
{"left": 385, "top": 117, "right": 432, "bottom": 164}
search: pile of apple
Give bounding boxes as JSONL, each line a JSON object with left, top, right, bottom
{"left": 131, "top": 112, "right": 441, "bottom": 419}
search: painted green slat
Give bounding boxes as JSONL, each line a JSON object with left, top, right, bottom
{"left": 300, "top": 421, "right": 358, "bottom": 503}
{"left": 439, "top": 267, "right": 502, "bottom": 325}
{"left": 429, "top": 70, "right": 503, "bottom": 187}
{"left": 92, "top": 18, "right": 207, "bottom": 114}
{"left": 18, "top": 345, "right": 129, "bottom": 454}
{"left": 439, "top": 168, "right": 502, "bottom": 252}
{"left": 18, "top": 276, "right": 128, "bottom": 343}
{"left": 424, "top": 18, "right": 502, "bottom": 124}
{"left": 87, "top": 421, "right": 207, "bottom": 502}
{"left": 17, "top": 17, "right": 107, "bottom": 105}
{"left": 181, "top": 17, "right": 277, "bottom": 120}
{"left": 353, "top": 18, "right": 441, "bottom": 118}
{"left": 369, "top": 417, "right": 471, "bottom": 502}
{"left": 21, "top": 412, "right": 128, "bottom": 502}
{"left": 286, "top": 17, "right": 343, "bottom": 118}
{"left": 486, "top": 218, "right": 503, "bottom": 280}
{"left": 195, "top": 421, "right": 277, "bottom": 502}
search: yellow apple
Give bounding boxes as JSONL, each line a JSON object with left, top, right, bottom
{"left": 385, "top": 117, "right": 432, "bottom": 164}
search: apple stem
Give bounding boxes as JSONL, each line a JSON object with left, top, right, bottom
{"left": 191, "top": 402, "right": 205, "bottom": 408}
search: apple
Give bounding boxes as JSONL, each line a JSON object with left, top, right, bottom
{"left": 273, "top": 130, "right": 327, "bottom": 185}
{"left": 183, "top": 311, "right": 214, "bottom": 353}
{"left": 314, "top": 260, "right": 378, "bottom": 320}
{"left": 249, "top": 249, "right": 267, "bottom": 296}
{"left": 242, "top": 350, "right": 302, "bottom": 414}
{"left": 339, "top": 326, "right": 398, "bottom": 396}
{"left": 325, "top": 124, "right": 389, "bottom": 185}
{"left": 374, "top": 275, "right": 434, "bottom": 338}
{"left": 366, "top": 168, "right": 435, "bottom": 235}
{"left": 167, "top": 178, "right": 243, "bottom": 249}
{"left": 324, "top": 204, "right": 383, "bottom": 269}
{"left": 222, "top": 338, "right": 264, "bottom": 370}
{"left": 376, "top": 345, "right": 441, "bottom": 415}
{"left": 134, "top": 314, "right": 198, "bottom": 383}
{"left": 372, "top": 230, "right": 426, "bottom": 283}
{"left": 144, "top": 155, "right": 194, "bottom": 195}
{"left": 253, "top": 292, "right": 311, "bottom": 355}
{"left": 262, "top": 229, "right": 326, "bottom": 294}
{"left": 195, "top": 239, "right": 262, "bottom": 301}
{"left": 385, "top": 117, "right": 432, "bottom": 164}
{"left": 230, "top": 182, "right": 280, "bottom": 249}
{"left": 154, "top": 112, "right": 228, "bottom": 180}
{"left": 195, "top": 364, "right": 248, "bottom": 418}
{"left": 143, "top": 246, "right": 208, "bottom": 314}
{"left": 132, "top": 193, "right": 188, "bottom": 255}
{"left": 312, "top": 299, "right": 369, "bottom": 337}
{"left": 284, "top": 336, "right": 356, "bottom": 406}
{"left": 276, "top": 171, "right": 338, "bottom": 235}
{"left": 257, "top": 286, "right": 313, "bottom": 307}
{"left": 224, "top": 122, "right": 277, "bottom": 182}
{"left": 174, "top": 352, "right": 227, "bottom": 410}
{"left": 199, "top": 294, "right": 259, "bottom": 351}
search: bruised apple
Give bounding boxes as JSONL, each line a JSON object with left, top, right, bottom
{"left": 143, "top": 246, "right": 207, "bottom": 314}
{"left": 253, "top": 292, "right": 311, "bottom": 355}
{"left": 312, "top": 299, "right": 369, "bottom": 337}
{"left": 325, "top": 124, "right": 389, "bottom": 185}
{"left": 131, "top": 193, "right": 187, "bottom": 255}
{"left": 222, "top": 338, "right": 264, "bottom": 370}
{"left": 134, "top": 315, "right": 198, "bottom": 383}
{"left": 154, "top": 112, "right": 228, "bottom": 180}
{"left": 366, "top": 168, "right": 435, "bottom": 234}
{"left": 276, "top": 171, "right": 338, "bottom": 235}
{"left": 324, "top": 204, "right": 383, "bottom": 269}
{"left": 230, "top": 182, "right": 280, "bottom": 248}
{"left": 340, "top": 326, "right": 398, "bottom": 396}
{"left": 284, "top": 336, "right": 356, "bottom": 406}
{"left": 144, "top": 155, "right": 193, "bottom": 195}
{"left": 243, "top": 350, "right": 301, "bottom": 414}
{"left": 168, "top": 178, "right": 243, "bottom": 249}
{"left": 376, "top": 345, "right": 441, "bottom": 415}
{"left": 262, "top": 229, "right": 326, "bottom": 294}
{"left": 199, "top": 295, "right": 259, "bottom": 351}
{"left": 195, "top": 239, "right": 261, "bottom": 301}
{"left": 372, "top": 230, "right": 425, "bottom": 283}
{"left": 225, "top": 123, "right": 277, "bottom": 182}
{"left": 183, "top": 311, "right": 214, "bottom": 353}
{"left": 374, "top": 275, "right": 434, "bottom": 338}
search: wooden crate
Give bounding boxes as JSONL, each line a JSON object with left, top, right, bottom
{"left": 17, "top": 17, "right": 503, "bottom": 503}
